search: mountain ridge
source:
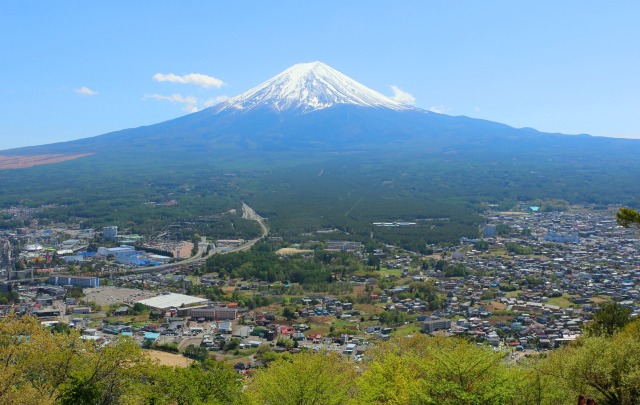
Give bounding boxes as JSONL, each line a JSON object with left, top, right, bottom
{"left": 2, "top": 61, "right": 639, "bottom": 164}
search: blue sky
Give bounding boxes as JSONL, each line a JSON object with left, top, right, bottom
{"left": 1, "top": 1, "right": 639, "bottom": 149}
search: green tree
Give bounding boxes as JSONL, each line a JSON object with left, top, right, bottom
{"left": 356, "top": 335, "right": 519, "bottom": 404}
{"left": 246, "top": 351, "right": 356, "bottom": 405}
{"left": 536, "top": 325, "right": 640, "bottom": 405}
{"left": 586, "top": 302, "right": 632, "bottom": 337}
{"left": 183, "top": 344, "right": 209, "bottom": 362}
{"left": 282, "top": 307, "right": 297, "bottom": 321}
{"left": 57, "top": 337, "right": 152, "bottom": 405}
{"left": 51, "top": 322, "right": 71, "bottom": 334}
{"left": 367, "top": 253, "right": 381, "bottom": 268}
{"left": 617, "top": 207, "right": 640, "bottom": 228}
{"left": 136, "top": 359, "right": 244, "bottom": 405}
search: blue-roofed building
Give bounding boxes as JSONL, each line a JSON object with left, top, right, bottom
{"left": 144, "top": 332, "right": 160, "bottom": 343}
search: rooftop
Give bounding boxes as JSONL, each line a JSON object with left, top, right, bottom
{"left": 136, "top": 293, "right": 208, "bottom": 310}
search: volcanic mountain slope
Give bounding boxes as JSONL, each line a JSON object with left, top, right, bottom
{"left": 2, "top": 62, "right": 640, "bottom": 245}
{"left": 3, "top": 61, "right": 640, "bottom": 168}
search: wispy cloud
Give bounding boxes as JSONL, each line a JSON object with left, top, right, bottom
{"left": 74, "top": 86, "right": 97, "bottom": 96}
{"left": 428, "top": 105, "right": 451, "bottom": 114}
{"left": 390, "top": 85, "right": 416, "bottom": 105}
{"left": 202, "top": 96, "right": 229, "bottom": 108}
{"left": 144, "top": 93, "right": 199, "bottom": 112}
{"left": 153, "top": 73, "right": 225, "bottom": 88}
{"left": 144, "top": 93, "right": 229, "bottom": 112}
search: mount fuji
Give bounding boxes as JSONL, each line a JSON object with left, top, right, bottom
{"left": 4, "top": 61, "right": 640, "bottom": 171}
{"left": 2, "top": 62, "right": 640, "bottom": 243}
{"left": 217, "top": 61, "right": 413, "bottom": 113}
{"left": 0, "top": 61, "right": 591, "bottom": 157}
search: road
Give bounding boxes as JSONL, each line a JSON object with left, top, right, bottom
{"left": 6, "top": 203, "right": 269, "bottom": 283}
{"left": 118, "top": 202, "right": 268, "bottom": 274}
{"left": 237, "top": 202, "right": 269, "bottom": 251}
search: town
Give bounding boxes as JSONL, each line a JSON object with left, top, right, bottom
{"left": 1, "top": 202, "right": 639, "bottom": 371}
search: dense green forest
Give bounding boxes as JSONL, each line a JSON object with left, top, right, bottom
{"left": 0, "top": 151, "right": 639, "bottom": 249}
{"left": 2, "top": 315, "right": 640, "bottom": 405}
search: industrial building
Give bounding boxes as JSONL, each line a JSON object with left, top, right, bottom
{"left": 49, "top": 276, "right": 100, "bottom": 288}
{"left": 97, "top": 245, "right": 170, "bottom": 266}
{"left": 421, "top": 318, "right": 452, "bottom": 334}
{"left": 103, "top": 226, "right": 118, "bottom": 240}
{"left": 136, "top": 292, "right": 208, "bottom": 312}
{"left": 178, "top": 305, "right": 238, "bottom": 320}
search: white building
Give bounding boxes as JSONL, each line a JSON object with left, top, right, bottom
{"left": 103, "top": 226, "right": 118, "bottom": 240}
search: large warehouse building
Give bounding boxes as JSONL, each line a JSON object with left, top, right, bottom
{"left": 136, "top": 293, "right": 208, "bottom": 311}
{"left": 49, "top": 276, "right": 100, "bottom": 288}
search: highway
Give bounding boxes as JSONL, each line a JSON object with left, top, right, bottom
{"left": 117, "top": 202, "right": 268, "bottom": 275}
{"left": 6, "top": 203, "right": 269, "bottom": 283}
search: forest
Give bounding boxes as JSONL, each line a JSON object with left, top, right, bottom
{"left": 2, "top": 313, "right": 640, "bottom": 405}
{"left": 1, "top": 149, "right": 639, "bottom": 251}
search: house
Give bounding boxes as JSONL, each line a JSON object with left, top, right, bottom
{"left": 143, "top": 332, "right": 160, "bottom": 344}
{"left": 113, "top": 306, "right": 130, "bottom": 316}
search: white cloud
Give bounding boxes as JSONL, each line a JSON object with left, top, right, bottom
{"left": 428, "top": 105, "right": 451, "bottom": 114}
{"left": 144, "top": 93, "right": 199, "bottom": 112}
{"left": 74, "top": 86, "right": 97, "bottom": 95}
{"left": 153, "top": 72, "right": 225, "bottom": 88}
{"left": 390, "top": 85, "right": 416, "bottom": 105}
{"left": 202, "top": 96, "right": 229, "bottom": 108}
{"left": 474, "top": 106, "right": 481, "bottom": 112}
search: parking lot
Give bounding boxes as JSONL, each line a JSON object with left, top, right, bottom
{"left": 84, "top": 286, "right": 157, "bottom": 307}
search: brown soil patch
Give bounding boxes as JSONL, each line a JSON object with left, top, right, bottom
{"left": 275, "top": 248, "right": 313, "bottom": 255}
{"left": 353, "top": 285, "right": 367, "bottom": 295}
{"left": 255, "top": 304, "right": 284, "bottom": 314}
{"left": 487, "top": 301, "right": 506, "bottom": 311}
{"left": 0, "top": 153, "right": 93, "bottom": 169}
{"left": 486, "top": 315, "right": 512, "bottom": 325}
{"left": 354, "top": 304, "right": 384, "bottom": 315}
{"left": 146, "top": 350, "right": 193, "bottom": 368}
{"left": 306, "top": 325, "right": 331, "bottom": 336}
{"left": 173, "top": 242, "right": 194, "bottom": 259}
{"left": 308, "top": 315, "right": 333, "bottom": 325}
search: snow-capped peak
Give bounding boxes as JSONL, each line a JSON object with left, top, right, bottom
{"left": 217, "top": 61, "right": 413, "bottom": 113}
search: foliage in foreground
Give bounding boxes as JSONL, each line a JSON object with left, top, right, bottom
{"left": 0, "top": 316, "right": 242, "bottom": 405}
{"left": 3, "top": 315, "right": 640, "bottom": 404}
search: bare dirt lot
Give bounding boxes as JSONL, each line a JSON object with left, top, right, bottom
{"left": 275, "top": 248, "right": 313, "bottom": 255}
{"left": 0, "top": 153, "right": 93, "bottom": 169}
{"left": 146, "top": 350, "right": 193, "bottom": 367}
{"left": 172, "top": 242, "right": 194, "bottom": 259}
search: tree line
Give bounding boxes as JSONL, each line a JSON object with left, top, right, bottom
{"left": 3, "top": 313, "right": 640, "bottom": 404}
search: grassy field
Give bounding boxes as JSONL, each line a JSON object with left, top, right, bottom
{"left": 590, "top": 296, "right": 611, "bottom": 304}
{"left": 546, "top": 294, "right": 575, "bottom": 308}
{"left": 390, "top": 323, "right": 422, "bottom": 337}
{"left": 377, "top": 267, "right": 404, "bottom": 277}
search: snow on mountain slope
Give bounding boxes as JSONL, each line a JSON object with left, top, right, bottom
{"left": 217, "top": 61, "right": 416, "bottom": 113}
